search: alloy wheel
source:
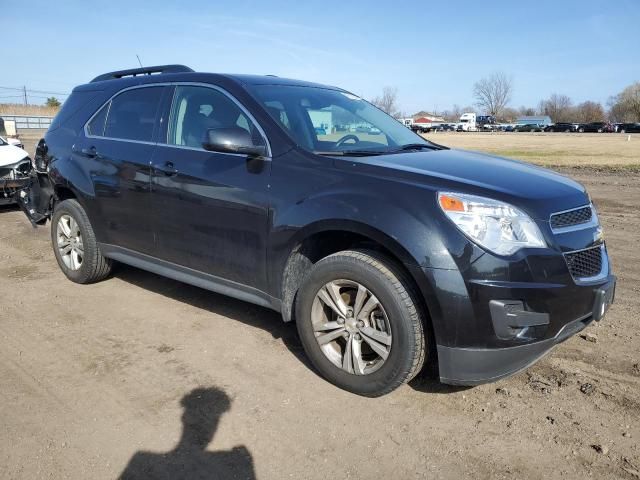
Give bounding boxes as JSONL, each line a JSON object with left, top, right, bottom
{"left": 56, "top": 214, "right": 84, "bottom": 271}
{"left": 311, "top": 280, "right": 392, "bottom": 375}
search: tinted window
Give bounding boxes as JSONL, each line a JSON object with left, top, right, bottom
{"left": 168, "top": 85, "right": 265, "bottom": 149}
{"left": 87, "top": 103, "right": 109, "bottom": 136}
{"left": 104, "top": 87, "right": 163, "bottom": 141}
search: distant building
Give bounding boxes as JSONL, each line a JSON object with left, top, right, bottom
{"left": 515, "top": 115, "right": 552, "bottom": 126}
{"left": 411, "top": 111, "right": 446, "bottom": 123}
{"left": 398, "top": 111, "right": 446, "bottom": 127}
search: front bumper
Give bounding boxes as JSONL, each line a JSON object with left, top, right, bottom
{"left": 437, "top": 276, "right": 616, "bottom": 385}
{"left": 1, "top": 176, "right": 31, "bottom": 204}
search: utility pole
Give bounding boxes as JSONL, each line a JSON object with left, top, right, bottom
{"left": 23, "top": 86, "right": 28, "bottom": 105}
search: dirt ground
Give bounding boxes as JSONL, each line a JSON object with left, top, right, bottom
{"left": 1, "top": 164, "right": 640, "bottom": 478}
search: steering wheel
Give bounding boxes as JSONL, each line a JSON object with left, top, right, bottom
{"left": 335, "top": 134, "right": 360, "bottom": 148}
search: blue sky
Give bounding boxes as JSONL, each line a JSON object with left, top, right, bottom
{"left": 2, "top": 0, "right": 638, "bottom": 114}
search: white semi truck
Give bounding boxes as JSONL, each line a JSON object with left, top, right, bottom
{"left": 457, "top": 112, "right": 477, "bottom": 132}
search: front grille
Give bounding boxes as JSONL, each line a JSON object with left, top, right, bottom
{"left": 550, "top": 206, "right": 592, "bottom": 229}
{"left": 564, "top": 245, "right": 603, "bottom": 279}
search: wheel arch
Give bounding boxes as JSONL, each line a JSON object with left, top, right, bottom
{"left": 278, "top": 219, "right": 430, "bottom": 323}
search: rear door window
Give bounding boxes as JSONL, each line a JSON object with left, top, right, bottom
{"left": 104, "top": 87, "right": 164, "bottom": 142}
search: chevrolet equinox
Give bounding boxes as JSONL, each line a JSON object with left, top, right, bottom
{"left": 18, "top": 65, "right": 616, "bottom": 396}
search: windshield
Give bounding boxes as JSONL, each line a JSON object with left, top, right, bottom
{"left": 250, "top": 85, "right": 432, "bottom": 154}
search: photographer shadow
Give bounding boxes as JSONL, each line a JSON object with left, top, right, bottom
{"left": 119, "top": 387, "right": 255, "bottom": 480}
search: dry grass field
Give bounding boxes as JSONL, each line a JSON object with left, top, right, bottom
{"left": 422, "top": 132, "right": 640, "bottom": 170}
{"left": 0, "top": 103, "right": 59, "bottom": 117}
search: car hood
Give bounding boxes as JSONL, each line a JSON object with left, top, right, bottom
{"left": 338, "top": 149, "right": 588, "bottom": 219}
{"left": 0, "top": 145, "right": 29, "bottom": 167}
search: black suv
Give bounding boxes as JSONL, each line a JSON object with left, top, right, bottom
{"left": 617, "top": 123, "right": 640, "bottom": 133}
{"left": 578, "top": 122, "right": 614, "bottom": 133}
{"left": 544, "top": 123, "right": 578, "bottom": 133}
{"left": 17, "top": 65, "right": 616, "bottom": 396}
{"left": 514, "top": 123, "right": 544, "bottom": 132}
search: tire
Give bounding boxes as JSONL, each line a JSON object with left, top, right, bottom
{"left": 597, "top": 128, "right": 603, "bottom": 133}
{"left": 51, "top": 199, "right": 112, "bottom": 284}
{"left": 620, "top": 129, "right": 626, "bottom": 134}
{"left": 579, "top": 127, "right": 585, "bottom": 133}
{"left": 295, "top": 249, "right": 426, "bottom": 397}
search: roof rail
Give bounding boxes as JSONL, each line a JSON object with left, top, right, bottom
{"left": 90, "top": 64, "right": 194, "bottom": 83}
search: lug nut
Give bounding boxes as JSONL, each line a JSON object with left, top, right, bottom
{"left": 354, "top": 333, "right": 361, "bottom": 341}
{"left": 343, "top": 332, "right": 350, "bottom": 339}
{"left": 337, "top": 317, "right": 345, "bottom": 324}
{"left": 357, "top": 321, "right": 364, "bottom": 328}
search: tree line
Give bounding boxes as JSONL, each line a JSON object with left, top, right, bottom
{"left": 371, "top": 73, "right": 640, "bottom": 124}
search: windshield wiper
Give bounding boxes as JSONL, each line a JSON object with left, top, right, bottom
{"left": 313, "top": 150, "right": 390, "bottom": 157}
{"left": 395, "top": 143, "right": 445, "bottom": 152}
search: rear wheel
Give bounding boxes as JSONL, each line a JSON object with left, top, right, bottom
{"left": 51, "top": 199, "right": 112, "bottom": 284}
{"left": 296, "top": 250, "right": 426, "bottom": 397}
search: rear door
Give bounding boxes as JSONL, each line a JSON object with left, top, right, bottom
{"left": 150, "top": 84, "right": 272, "bottom": 290}
{"left": 79, "top": 85, "right": 167, "bottom": 255}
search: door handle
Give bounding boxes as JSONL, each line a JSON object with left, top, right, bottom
{"left": 73, "top": 145, "right": 97, "bottom": 158}
{"left": 155, "top": 161, "right": 178, "bottom": 176}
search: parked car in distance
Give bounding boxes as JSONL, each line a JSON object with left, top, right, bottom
{"left": 515, "top": 123, "right": 544, "bottom": 132}
{"left": 578, "top": 122, "right": 614, "bottom": 133}
{"left": 544, "top": 123, "right": 578, "bottom": 133}
{"left": 0, "top": 136, "right": 31, "bottom": 204}
{"left": 17, "top": 64, "right": 616, "bottom": 397}
{"left": 314, "top": 127, "right": 327, "bottom": 135}
{"left": 0, "top": 135, "right": 24, "bottom": 150}
{"left": 617, "top": 123, "right": 640, "bottom": 134}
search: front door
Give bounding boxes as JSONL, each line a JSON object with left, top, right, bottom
{"left": 150, "top": 85, "right": 271, "bottom": 291}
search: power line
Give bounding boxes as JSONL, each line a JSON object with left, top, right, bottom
{"left": 0, "top": 85, "right": 70, "bottom": 96}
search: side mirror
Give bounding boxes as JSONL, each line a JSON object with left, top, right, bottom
{"left": 202, "top": 127, "right": 267, "bottom": 157}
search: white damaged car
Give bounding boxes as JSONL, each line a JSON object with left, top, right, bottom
{"left": 1, "top": 136, "right": 31, "bottom": 205}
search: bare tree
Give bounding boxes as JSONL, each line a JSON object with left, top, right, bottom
{"left": 574, "top": 101, "right": 605, "bottom": 123}
{"left": 473, "top": 72, "right": 513, "bottom": 118}
{"left": 540, "top": 94, "right": 573, "bottom": 123}
{"left": 608, "top": 82, "right": 640, "bottom": 122}
{"left": 518, "top": 106, "right": 536, "bottom": 116}
{"left": 499, "top": 107, "right": 519, "bottom": 122}
{"left": 371, "top": 87, "right": 400, "bottom": 117}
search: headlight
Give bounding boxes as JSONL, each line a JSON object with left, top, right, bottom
{"left": 438, "top": 192, "right": 546, "bottom": 255}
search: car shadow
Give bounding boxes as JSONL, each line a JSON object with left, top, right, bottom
{"left": 408, "top": 370, "right": 471, "bottom": 394}
{"left": 114, "top": 264, "right": 465, "bottom": 396}
{"left": 118, "top": 386, "right": 256, "bottom": 479}
{"left": 113, "top": 264, "right": 311, "bottom": 368}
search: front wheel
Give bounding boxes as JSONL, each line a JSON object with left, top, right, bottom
{"left": 51, "top": 199, "right": 113, "bottom": 284}
{"left": 295, "top": 250, "right": 427, "bottom": 397}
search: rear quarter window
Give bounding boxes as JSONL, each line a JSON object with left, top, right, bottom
{"left": 50, "top": 90, "right": 102, "bottom": 131}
